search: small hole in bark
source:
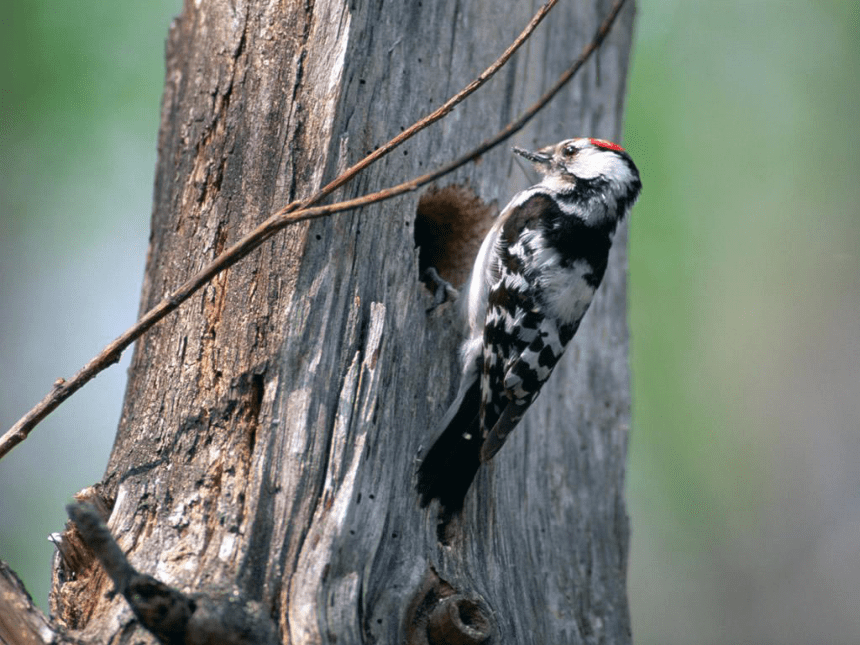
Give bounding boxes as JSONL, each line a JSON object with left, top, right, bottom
{"left": 414, "top": 184, "right": 496, "bottom": 290}
{"left": 457, "top": 600, "right": 486, "bottom": 630}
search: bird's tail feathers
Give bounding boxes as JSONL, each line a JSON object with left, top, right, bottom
{"left": 416, "top": 378, "right": 482, "bottom": 517}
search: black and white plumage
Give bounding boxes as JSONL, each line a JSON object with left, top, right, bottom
{"left": 416, "top": 138, "right": 641, "bottom": 519}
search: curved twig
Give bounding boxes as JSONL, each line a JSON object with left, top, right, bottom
{"left": 0, "top": 0, "right": 627, "bottom": 460}
{"left": 301, "top": 0, "right": 560, "bottom": 209}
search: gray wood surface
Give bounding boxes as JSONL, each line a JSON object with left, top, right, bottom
{"left": 38, "top": 1, "right": 637, "bottom": 643}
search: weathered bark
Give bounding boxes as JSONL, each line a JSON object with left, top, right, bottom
{"left": 0, "top": 560, "right": 81, "bottom": 645}
{"left": 28, "top": 1, "right": 637, "bottom": 643}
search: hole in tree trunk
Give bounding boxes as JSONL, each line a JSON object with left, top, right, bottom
{"left": 414, "top": 184, "right": 496, "bottom": 289}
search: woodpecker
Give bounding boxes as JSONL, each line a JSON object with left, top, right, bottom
{"left": 416, "top": 137, "right": 641, "bottom": 520}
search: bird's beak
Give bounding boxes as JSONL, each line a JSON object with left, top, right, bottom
{"left": 513, "top": 146, "right": 551, "bottom": 166}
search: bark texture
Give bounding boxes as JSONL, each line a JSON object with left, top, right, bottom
{"left": 39, "top": 1, "right": 637, "bottom": 643}
{"left": 1, "top": 560, "right": 80, "bottom": 645}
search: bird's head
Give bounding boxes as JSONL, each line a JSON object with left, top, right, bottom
{"left": 513, "top": 137, "right": 640, "bottom": 197}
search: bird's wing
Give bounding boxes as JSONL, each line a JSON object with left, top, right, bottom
{"left": 481, "top": 305, "right": 571, "bottom": 461}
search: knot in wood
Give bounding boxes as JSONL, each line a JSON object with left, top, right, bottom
{"left": 427, "top": 595, "right": 491, "bottom": 645}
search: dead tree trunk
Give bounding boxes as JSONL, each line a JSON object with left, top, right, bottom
{"left": 37, "top": 1, "right": 637, "bottom": 643}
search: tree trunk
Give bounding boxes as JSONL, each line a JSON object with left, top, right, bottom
{"left": 21, "top": 1, "right": 638, "bottom": 643}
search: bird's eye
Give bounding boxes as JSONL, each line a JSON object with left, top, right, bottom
{"left": 563, "top": 144, "right": 577, "bottom": 157}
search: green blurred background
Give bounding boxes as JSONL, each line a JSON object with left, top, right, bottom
{"left": 1, "top": 2, "right": 858, "bottom": 643}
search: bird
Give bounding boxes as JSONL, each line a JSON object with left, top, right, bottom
{"left": 416, "top": 137, "right": 641, "bottom": 522}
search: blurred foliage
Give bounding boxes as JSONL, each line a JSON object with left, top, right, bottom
{"left": 626, "top": 1, "right": 860, "bottom": 642}
{"left": 1, "top": 1, "right": 858, "bottom": 643}
{"left": 0, "top": 0, "right": 181, "bottom": 613}
{"left": 2, "top": 2, "right": 178, "bottom": 237}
